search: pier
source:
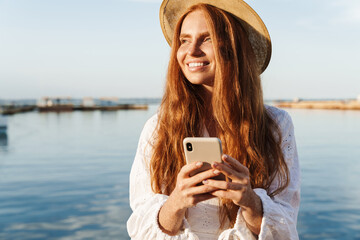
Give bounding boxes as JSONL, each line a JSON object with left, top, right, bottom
{"left": 73, "top": 104, "right": 148, "bottom": 111}
{"left": 275, "top": 99, "right": 360, "bottom": 110}
{"left": 0, "top": 97, "right": 151, "bottom": 115}
{"left": 0, "top": 106, "right": 36, "bottom": 115}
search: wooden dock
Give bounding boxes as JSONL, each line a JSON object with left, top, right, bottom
{"left": 0, "top": 104, "right": 148, "bottom": 114}
{"left": 0, "top": 97, "right": 154, "bottom": 115}
{"left": 275, "top": 100, "right": 360, "bottom": 110}
{"left": 36, "top": 97, "right": 149, "bottom": 112}
{"left": 0, "top": 106, "right": 36, "bottom": 115}
{"left": 73, "top": 104, "right": 148, "bottom": 111}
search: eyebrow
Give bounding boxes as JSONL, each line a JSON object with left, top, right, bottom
{"left": 179, "top": 32, "right": 210, "bottom": 39}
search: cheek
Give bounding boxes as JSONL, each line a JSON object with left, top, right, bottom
{"left": 206, "top": 47, "right": 216, "bottom": 62}
{"left": 177, "top": 48, "right": 185, "bottom": 66}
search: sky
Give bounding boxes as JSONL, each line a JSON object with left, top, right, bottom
{"left": 0, "top": 0, "right": 360, "bottom": 100}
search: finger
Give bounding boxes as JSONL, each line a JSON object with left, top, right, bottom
{"left": 179, "top": 161, "right": 203, "bottom": 178}
{"left": 221, "top": 160, "right": 232, "bottom": 169}
{"left": 188, "top": 183, "right": 220, "bottom": 195}
{"left": 217, "top": 161, "right": 232, "bottom": 182}
{"left": 180, "top": 184, "right": 218, "bottom": 203}
{"left": 189, "top": 168, "right": 221, "bottom": 186}
{"left": 202, "top": 179, "right": 245, "bottom": 191}
{"left": 212, "top": 162, "right": 249, "bottom": 184}
{"left": 222, "top": 154, "right": 249, "bottom": 175}
{"left": 211, "top": 189, "right": 239, "bottom": 200}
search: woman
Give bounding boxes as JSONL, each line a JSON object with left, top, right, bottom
{"left": 127, "top": 0, "right": 300, "bottom": 239}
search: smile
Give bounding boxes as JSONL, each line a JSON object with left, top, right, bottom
{"left": 187, "top": 62, "right": 209, "bottom": 68}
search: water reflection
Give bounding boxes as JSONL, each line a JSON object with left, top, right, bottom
{"left": 0, "top": 196, "right": 131, "bottom": 240}
{"left": 0, "top": 132, "right": 8, "bottom": 149}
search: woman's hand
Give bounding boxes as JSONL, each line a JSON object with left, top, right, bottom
{"left": 171, "top": 161, "right": 222, "bottom": 209}
{"left": 203, "top": 154, "right": 263, "bottom": 235}
{"left": 158, "top": 161, "right": 221, "bottom": 235}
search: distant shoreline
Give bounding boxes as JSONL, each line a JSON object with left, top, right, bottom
{"left": 274, "top": 99, "right": 360, "bottom": 110}
{"left": 0, "top": 97, "right": 162, "bottom": 106}
{"left": 2, "top": 98, "right": 360, "bottom": 112}
{"left": 0, "top": 97, "right": 162, "bottom": 115}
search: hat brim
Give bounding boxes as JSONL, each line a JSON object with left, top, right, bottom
{"left": 160, "top": 0, "right": 272, "bottom": 73}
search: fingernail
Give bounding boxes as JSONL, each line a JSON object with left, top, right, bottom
{"left": 213, "top": 162, "right": 218, "bottom": 167}
{"left": 222, "top": 154, "right": 228, "bottom": 160}
{"left": 203, "top": 180, "right": 208, "bottom": 184}
{"left": 196, "top": 162, "right": 202, "bottom": 166}
{"left": 213, "top": 170, "right": 220, "bottom": 175}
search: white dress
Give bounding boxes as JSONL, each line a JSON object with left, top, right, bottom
{"left": 127, "top": 105, "right": 301, "bottom": 240}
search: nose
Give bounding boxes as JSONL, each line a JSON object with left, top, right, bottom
{"left": 187, "top": 41, "right": 202, "bottom": 56}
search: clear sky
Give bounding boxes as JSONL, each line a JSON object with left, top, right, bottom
{"left": 0, "top": 0, "right": 359, "bottom": 100}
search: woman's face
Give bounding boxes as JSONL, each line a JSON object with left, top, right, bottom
{"left": 177, "top": 10, "right": 216, "bottom": 91}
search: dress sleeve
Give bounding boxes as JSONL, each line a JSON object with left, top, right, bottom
{"left": 127, "top": 115, "right": 199, "bottom": 240}
{"left": 255, "top": 110, "right": 300, "bottom": 240}
{"left": 218, "top": 109, "right": 300, "bottom": 240}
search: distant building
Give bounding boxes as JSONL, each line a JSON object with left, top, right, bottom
{"left": 82, "top": 97, "right": 95, "bottom": 107}
{"left": 37, "top": 97, "right": 73, "bottom": 112}
{"left": 293, "top": 97, "right": 301, "bottom": 103}
{"left": 98, "top": 97, "right": 119, "bottom": 106}
{"left": 37, "top": 97, "right": 73, "bottom": 107}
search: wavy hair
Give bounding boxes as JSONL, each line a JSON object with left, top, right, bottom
{"left": 150, "top": 4, "right": 289, "bottom": 228}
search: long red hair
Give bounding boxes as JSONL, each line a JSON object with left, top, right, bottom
{"left": 150, "top": 4, "right": 289, "bottom": 228}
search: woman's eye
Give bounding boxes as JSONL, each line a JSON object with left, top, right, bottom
{"left": 180, "top": 39, "right": 188, "bottom": 44}
{"left": 204, "top": 37, "right": 211, "bottom": 42}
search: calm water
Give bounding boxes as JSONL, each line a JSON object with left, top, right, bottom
{"left": 0, "top": 105, "right": 359, "bottom": 239}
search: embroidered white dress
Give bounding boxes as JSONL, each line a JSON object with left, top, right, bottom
{"left": 127, "top": 105, "right": 300, "bottom": 240}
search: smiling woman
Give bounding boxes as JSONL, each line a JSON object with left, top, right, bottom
{"left": 127, "top": 1, "right": 300, "bottom": 239}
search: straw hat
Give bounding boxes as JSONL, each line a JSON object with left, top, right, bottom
{"left": 159, "top": 0, "right": 272, "bottom": 73}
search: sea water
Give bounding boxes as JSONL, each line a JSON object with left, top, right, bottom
{"left": 0, "top": 105, "right": 359, "bottom": 239}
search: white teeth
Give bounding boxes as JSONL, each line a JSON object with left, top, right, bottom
{"left": 188, "top": 62, "right": 205, "bottom": 67}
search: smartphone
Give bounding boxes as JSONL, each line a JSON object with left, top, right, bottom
{"left": 183, "top": 137, "right": 223, "bottom": 178}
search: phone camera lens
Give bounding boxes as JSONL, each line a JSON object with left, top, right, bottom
{"left": 186, "top": 143, "right": 193, "bottom": 151}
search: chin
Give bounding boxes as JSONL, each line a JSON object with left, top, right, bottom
{"left": 186, "top": 77, "right": 214, "bottom": 86}
{"left": 188, "top": 80, "right": 205, "bottom": 85}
